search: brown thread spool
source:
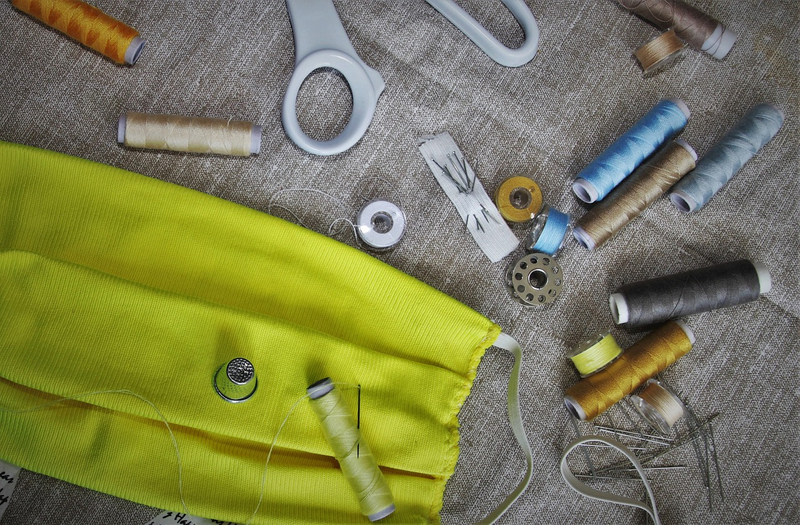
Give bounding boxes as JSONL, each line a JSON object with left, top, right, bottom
{"left": 631, "top": 379, "right": 686, "bottom": 434}
{"left": 616, "top": 0, "right": 737, "bottom": 59}
{"left": 495, "top": 176, "right": 543, "bottom": 223}
{"left": 634, "top": 30, "right": 685, "bottom": 76}
{"left": 563, "top": 320, "right": 694, "bottom": 421}
{"left": 573, "top": 140, "right": 696, "bottom": 251}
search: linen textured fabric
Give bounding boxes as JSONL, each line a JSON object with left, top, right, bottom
{"left": 0, "top": 140, "right": 501, "bottom": 524}
{"left": 0, "top": 0, "right": 797, "bottom": 523}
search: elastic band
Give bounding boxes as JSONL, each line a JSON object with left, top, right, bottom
{"left": 560, "top": 435, "right": 661, "bottom": 525}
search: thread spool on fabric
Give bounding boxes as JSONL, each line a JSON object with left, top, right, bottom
{"left": 118, "top": 112, "right": 262, "bottom": 157}
{"left": 616, "top": 0, "right": 738, "bottom": 59}
{"left": 307, "top": 379, "right": 395, "bottom": 522}
{"left": 494, "top": 176, "right": 543, "bottom": 223}
{"left": 634, "top": 30, "right": 685, "bottom": 76}
{"left": 631, "top": 379, "right": 686, "bottom": 434}
{"left": 12, "top": 0, "right": 145, "bottom": 65}
{"left": 564, "top": 320, "right": 694, "bottom": 421}
{"left": 670, "top": 104, "right": 785, "bottom": 212}
{"left": 573, "top": 140, "right": 697, "bottom": 251}
{"left": 610, "top": 259, "right": 771, "bottom": 330}
{"left": 572, "top": 99, "right": 690, "bottom": 203}
{"left": 568, "top": 332, "right": 623, "bottom": 377}
{"left": 356, "top": 200, "right": 406, "bottom": 250}
{"left": 525, "top": 205, "right": 570, "bottom": 255}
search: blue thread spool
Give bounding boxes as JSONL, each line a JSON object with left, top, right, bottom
{"left": 572, "top": 99, "right": 690, "bottom": 203}
{"left": 670, "top": 104, "right": 785, "bottom": 212}
{"left": 526, "top": 205, "right": 570, "bottom": 256}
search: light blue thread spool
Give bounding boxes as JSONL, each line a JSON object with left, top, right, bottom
{"left": 572, "top": 99, "right": 690, "bottom": 203}
{"left": 526, "top": 205, "right": 570, "bottom": 255}
{"left": 670, "top": 104, "right": 785, "bottom": 212}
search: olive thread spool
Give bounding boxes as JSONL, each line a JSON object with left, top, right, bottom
{"left": 494, "top": 176, "right": 543, "bottom": 223}
{"left": 573, "top": 140, "right": 697, "bottom": 251}
{"left": 564, "top": 320, "right": 694, "bottom": 421}
{"left": 307, "top": 378, "right": 395, "bottom": 522}
{"left": 634, "top": 30, "right": 685, "bottom": 76}
{"left": 631, "top": 379, "right": 686, "bottom": 434}
{"left": 610, "top": 259, "right": 771, "bottom": 330}
{"left": 12, "top": 0, "right": 145, "bottom": 65}
{"left": 568, "top": 332, "right": 624, "bottom": 377}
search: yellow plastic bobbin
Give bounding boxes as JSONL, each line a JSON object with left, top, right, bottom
{"left": 495, "top": 176, "right": 543, "bottom": 223}
{"left": 568, "top": 332, "right": 623, "bottom": 377}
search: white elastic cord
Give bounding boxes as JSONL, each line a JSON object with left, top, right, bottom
{"left": 560, "top": 435, "right": 661, "bottom": 525}
{"left": 476, "top": 332, "right": 533, "bottom": 524}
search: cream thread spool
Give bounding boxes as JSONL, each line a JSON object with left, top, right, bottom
{"left": 631, "top": 379, "right": 686, "bottom": 434}
{"left": 634, "top": 30, "right": 685, "bottom": 76}
{"left": 356, "top": 200, "right": 406, "bottom": 250}
{"left": 568, "top": 332, "right": 624, "bottom": 377}
{"left": 494, "top": 176, "right": 544, "bottom": 223}
{"left": 118, "top": 112, "right": 262, "bottom": 156}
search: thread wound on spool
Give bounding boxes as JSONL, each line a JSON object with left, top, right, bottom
{"left": 356, "top": 200, "right": 406, "bottom": 250}
{"left": 494, "top": 176, "right": 543, "bottom": 222}
{"left": 568, "top": 332, "right": 623, "bottom": 377}
{"left": 526, "top": 205, "right": 570, "bottom": 255}
{"left": 307, "top": 379, "right": 395, "bottom": 521}
{"left": 634, "top": 30, "right": 685, "bottom": 76}
{"left": 573, "top": 140, "right": 696, "bottom": 251}
{"left": 12, "top": 0, "right": 145, "bottom": 65}
{"left": 120, "top": 112, "right": 262, "bottom": 157}
{"left": 564, "top": 321, "right": 693, "bottom": 421}
{"left": 631, "top": 379, "right": 686, "bottom": 434}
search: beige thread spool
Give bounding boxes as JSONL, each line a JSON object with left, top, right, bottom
{"left": 634, "top": 30, "right": 685, "bottom": 76}
{"left": 631, "top": 379, "right": 686, "bottom": 434}
{"left": 118, "top": 112, "right": 262, "bottom": 156}
{"left": 494, "top": 176, "right": 544, "bottom": 223}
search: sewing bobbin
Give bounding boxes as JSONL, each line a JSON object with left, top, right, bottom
{"left": 634, "top": 30, "right": 685, "bottom": 76}
{"left": 494, "top": 176, "right": 543, "bottom": 223}
{"left": 526, "top": 205, "right": 570, "bottom": 256}
{"left": 568, "top": 332, "right": 623, "bottom": 377}
{"left": 506, "top": 252, "right": 563, "bottom": 306}
{"left": 631, "top": 379, "right": 686, "bottom": 434}
{"left": 356, "top": 200, "right": 406, "bottom": 250}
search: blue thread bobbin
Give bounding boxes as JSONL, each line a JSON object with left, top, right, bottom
{"left": 572, "top": 99, "right": 690, "bottom": 203}
{"left": 526, "top": 205, "right": 570, "bottom": 256}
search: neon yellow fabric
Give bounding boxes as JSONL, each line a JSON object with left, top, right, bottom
{"left": 0, "top": 140, "right": 501, "bottom": 524}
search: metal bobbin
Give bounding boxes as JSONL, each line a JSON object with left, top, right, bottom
{"left": 505, "top": 252, "right": 563, "bottom": 305}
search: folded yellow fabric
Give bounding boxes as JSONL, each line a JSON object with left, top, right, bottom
{"left": 0, "top": 140, "right": 500, "bottom": 523}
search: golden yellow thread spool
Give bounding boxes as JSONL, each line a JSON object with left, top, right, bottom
{"left": 118, "top": 112, "right": 262, "bottom": 157}
{"left": 568, "top": 332, "right": 623, "bottom": 377}
{"left": 632, "top": 379, "right": 686, "bottom": 434}
{"left": 494, "top": 176, "right": 543, "bottom": 223}
{"left": 307, "top": 378, "right": 395, "bottom": 522}
{"left": 563, "top": 320, "right": 694, "bottom": 421}
{"left": 634, "top": 30, "right": 685, "bottom": 76}
{"left": 12, "top": 0, "right": 145, "bottom": 65}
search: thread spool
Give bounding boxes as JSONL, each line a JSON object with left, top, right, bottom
{"left": 356, "top": 200, "right": 406, "bottom": 250}
{"left": 564, "top": 320, "right": 694, "bottom": 421}
{"left": 505, "top": 252, "right": 563, "bottom": 306}
{"left": 616, "top": 0, "right": 738, "bottom": 59}
{"left": 572, "top": 99, "right": 690, "bottom": 203}
{"left": 525, "top": 205, "right": 570, "bottom": 256}
{"left": 631, "top": 379, "right": 686, "bottom": 434}
{"left": 634, "top": 30, "right": 685, "bottom": 76}
{"left": 573, "top": 140, "right": 697, "bottom": 251}
{"left": 610, "top": 259, "right": 771, "bottom": 330}
{"left": 568, "top": 332, "right": 623, "bottom": 377}
{"left": 118, "top": 112, "right": 262, "bottom": 157}
{"left": 670, "top": 104, "right": 785, "bottom": 212}
{"left": 307, "top": 379, "right": 395, "bottom": 522}
{"left": 494, "top": 176, "right": 543, "bottom": 223}
{"left": 12, "top": 0, "right": 145, "bottom": 65}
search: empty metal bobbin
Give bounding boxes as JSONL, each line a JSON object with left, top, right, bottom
{"left": 505, "top": 252, "right": 564, "bottom": 305}
{"left": 214, "top": 357, "right": 258, "bottom": 403}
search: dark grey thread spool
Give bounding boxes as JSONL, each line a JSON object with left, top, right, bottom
{"left": 610, "top": 260, "right": 771, "bottom": 330}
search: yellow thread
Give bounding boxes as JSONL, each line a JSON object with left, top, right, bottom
{"left": 569, "top": 333, "right": 623, "bottom": 377}
{"left": 564, "top": 321, "right": 693, "bottom": 421}
{"left": 12, "top": 0, "right": 141, "bottom": 64}
{"left": 308, "top": 380, "right": 395, "bottom": 521}
{"left": 494, "top": 176, "right": 543, "bottom": 223}
{"left": 123, "top": 112, "right": 259, "bottom": 157}
{"left": 634, "top": 30, "right": 685, "bottom": 75}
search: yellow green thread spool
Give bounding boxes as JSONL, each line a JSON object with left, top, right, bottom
{"left": 307, "top": 378, "right": 395, "bottom": 522}
{"left": 568, "top": 332, "right": 623, "bottom": 377}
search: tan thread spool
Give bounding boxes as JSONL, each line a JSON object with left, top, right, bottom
{"left": 118, "top": 112, "right": 262, "bottom": 156}
{"left": 631, "top": 379, "right": 686, "bottom": 434}
{"left": 495, "top": 176, "right": 543, "bottom": 222}
{"left": 634, "top": 30, "right": 685, "bottom": 75}
{"left": 573, "top": 140, "right": 696, "bottom": 251}
{"left": 564, "top": 320, "right": 694, "bottom": 421}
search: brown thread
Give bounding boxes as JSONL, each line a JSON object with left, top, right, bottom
{"left": 617, "top": 0, "right": 726, "bottom": 54}
{"left": 634, "top": 30, "right": 685, "bottom": 75}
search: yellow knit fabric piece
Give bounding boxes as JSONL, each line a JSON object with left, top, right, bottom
{"left": 0, "top": 140, "right": 500, "bottom": 524}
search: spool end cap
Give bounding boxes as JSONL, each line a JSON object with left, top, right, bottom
{"left": 666, "top": 98, "right": 691, "bottom": 120}
{"left": 117, "top": 114, "right": 127, "bottom": 144}
{"left": 669, "top": 187, "right": 698, "bottom": 213}
{"left": 673, "top": 138, "right": 698, "bottom": 162}
{"left": 572, "top": 226, "right": 596, "bottom": 251}
{"left": 673, "top": 319, "right": 696, "bottom": 345}
{"left": 564, "top": 395, "right": 587, "bottom": 421}
{"left": 753, "top": 262, "right": 772, "bottom": 294}
{"left": 251, "top": 125, "right": 263, "bottom": 155}
{"left": 711, "top": 26, "right": 738, "bottom": 60}
{"left": 572, "top": 178, "right": 599, "bottom": 203}
{"left": 124, "top": 36, "right": 146, "bottom": 65}
{"left": 307, "top": 377, "right": 334, "bottom": 399}
{"left": 368, "top": 504, "right": 396, "bottom": 522}
{"left": 609, "top": 292, "right": 629, "bottom": 324}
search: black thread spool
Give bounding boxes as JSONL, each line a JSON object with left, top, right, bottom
{"left": 610, "top": 259, "right": 771, "bottom": 330}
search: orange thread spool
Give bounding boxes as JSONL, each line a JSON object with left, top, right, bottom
{"left": 564, "top": 321, "right": 694, "bottom": 421}
{"left": 12, "top": 0, "right": 145, "bottom": 65}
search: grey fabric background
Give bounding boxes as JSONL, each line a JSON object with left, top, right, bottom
{"left": 0, "top": 0, "right": 797, "bottom": 523}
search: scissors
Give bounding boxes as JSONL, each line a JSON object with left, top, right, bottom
{"left": 282, "top": 0, "right": 540, "bottom": 156}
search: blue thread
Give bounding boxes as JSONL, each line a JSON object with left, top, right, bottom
{"left": 530, "top": 206, "right": 570, "bottom": 255}
{"left": 572, "top": 99, "right": 689, "bottom": 203}
{"left": 670, "top": 104, "right": 785, "bottom": 212}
